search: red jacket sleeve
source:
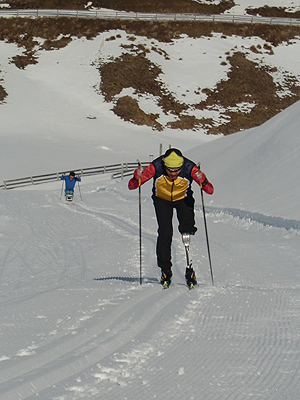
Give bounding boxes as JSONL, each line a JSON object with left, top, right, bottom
{"left": 191, "top": 165, "right": 214, "bottom": 195}
{"left": 128, "top": 163, "right": 156, "bottom": 190}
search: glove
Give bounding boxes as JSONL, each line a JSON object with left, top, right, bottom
{"left": 195, "top": 170, "right": 206, "bottom": 184}
{"left": 134, "top": 168, "right": 143, "bottom": 180}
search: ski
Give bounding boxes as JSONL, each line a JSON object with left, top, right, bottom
{"left": 163, "top": 281, "right": 170, "bottom": 289}
{"left": 161, "top": 281, "right": 196, "bottom": 290}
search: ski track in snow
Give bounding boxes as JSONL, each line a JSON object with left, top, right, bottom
{"left": 0, "top": 285, "right": 190, "bottom": 399}
{"left": 0, "top": 182, "right": 300, "bottom": 399}
{"left": 205, "top": 205, "right": 300, "bottom": 231}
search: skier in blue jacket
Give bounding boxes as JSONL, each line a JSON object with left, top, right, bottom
{"left": 60, "top": 171, "right": 81, "bottom": 201}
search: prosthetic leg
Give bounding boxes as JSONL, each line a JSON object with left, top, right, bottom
{"left": 182, "top": 233, "right": 197, "bottom": 289}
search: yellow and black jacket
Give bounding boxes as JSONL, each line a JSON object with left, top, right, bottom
{"left": 128, "top": 155, "right": 214, "bottom": 200}
{"left": 152, "top": 156, "right": 194, "bottom": 202}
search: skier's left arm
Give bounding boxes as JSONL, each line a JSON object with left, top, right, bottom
{"left": 75, "top": 176, "right": 81, "bottom": 182}
{"left": 191, "top": 165, "right": 214, "bottom": 194}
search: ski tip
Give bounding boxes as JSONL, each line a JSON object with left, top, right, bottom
{"left": 188, "top": 283, "right": 194, "bottom": 290}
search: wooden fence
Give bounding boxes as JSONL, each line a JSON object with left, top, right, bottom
{"left": 1, "top": 161, "right": 149, "bottom": 190}
{"left": 0, "top": 9, "right": 299, "bottom": 27}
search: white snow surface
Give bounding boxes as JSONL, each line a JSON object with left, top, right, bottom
{"left": 1, "top": 11, "right": 300, "bottom": 400}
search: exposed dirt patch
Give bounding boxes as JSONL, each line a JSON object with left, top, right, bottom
{"left": 41, "top": 36, "right": 72, "bottom": 50}
{"left": 113, "top": 95, "right": 163, "bottom": 130}
{"left": 8, "top": 0, "right": 235, "bottom": 14}
{"left": 99, "top": 52, "right": 163, "bottom": 102}
{"left": 10, "top": 51, "right": 38, "bottom": 69}
{"left": 1, "top": 18, "right": 300, "bottom": 59}
{"left": 246, "top": 6, "right": 300, "bottom": 19}
{"left": 195, "top": 52, "right": 300, "bottom": 134}
{"left": 0, "top": 84, "right": 8, "bottom": 102}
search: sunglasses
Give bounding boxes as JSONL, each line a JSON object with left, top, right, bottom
{"left": 165, "top": 166, "right": 182, "bottom": 172}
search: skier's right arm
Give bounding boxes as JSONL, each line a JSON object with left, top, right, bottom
{"left": 128, "top": 163, "right": 155, "bottom": 190}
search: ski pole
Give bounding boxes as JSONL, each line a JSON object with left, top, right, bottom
{"left": 77, "top": 179, "right": 83, "bottom": 201}
{"left": 137, "top": 159, "right": 143, "bottom": 285}
{"left": 60, "top": 176, "right": 64, "bottom": 200}
{"left": 198, "top": 163, "right": 214, "bottom": 286}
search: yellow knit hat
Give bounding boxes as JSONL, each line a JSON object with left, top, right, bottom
{"left": 163, "top": 151, "right": 184, "bottom": 169}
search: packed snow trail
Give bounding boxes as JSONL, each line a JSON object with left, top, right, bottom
{"left": 0, "top": 178, "right": 300, "bottom": 399}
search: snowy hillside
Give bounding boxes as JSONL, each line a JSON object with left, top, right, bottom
{"left": 1, "top": 5, "right": 300, "bottom": 399}
{"left": 1, "top": 132, "right": 300, "bottom": 398}
{"left": 186, "top": 99, "right": 300, "bottom": 221}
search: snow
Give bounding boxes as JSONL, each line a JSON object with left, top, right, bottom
{"left": 223, "top": 0, "right": 300, "bottom": 14}
{"left": 1, "top": 5, "right": 300, "bottom": 399}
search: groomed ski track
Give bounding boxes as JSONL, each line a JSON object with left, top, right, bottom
{"left": 0, "top": 176, "right": 300, "bottom": 399}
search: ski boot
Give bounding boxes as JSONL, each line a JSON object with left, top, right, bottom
{"left": 185, "top": 267, "right": 197, "bottom": 289}
{"left": 161, "top": 271, "right": 172, "bottom": 289}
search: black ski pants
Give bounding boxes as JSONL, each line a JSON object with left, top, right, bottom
{"left": 152, "top": 196, "right": 197, "bottom": 274}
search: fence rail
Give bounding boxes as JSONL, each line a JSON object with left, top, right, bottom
{"left": 1, "top": 162, "right": 148, "bottom": 190}
{"left": 0, "top": 8, "right": 299, "bottom": 26}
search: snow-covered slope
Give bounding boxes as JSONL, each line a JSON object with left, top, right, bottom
{"left": 0, "top": 167, "right": 300, "bottom": 399}
{"left": 187, "top": 100, "right": 300, "bottom": 221}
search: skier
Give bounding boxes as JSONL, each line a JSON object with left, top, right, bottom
{"left": 60, "top": 171, "right": 81, "bottom": 201}
{"left": 128, "top": 148, "right": 214, "bottom": 288}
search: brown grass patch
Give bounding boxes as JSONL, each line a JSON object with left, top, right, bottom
{"left": 113, "top": 95, "right": 163, "bottom": 130}
{"left": 0, "top": 84, "right": 8, "bottom": 102}
{"left": 196, "top": 52, "right": 282, "bottom": 134}
{"left": 99, "top": 52, "right": 163, "bottom": 102}
{"left": 10, "top": 51, "right": 38, "bottom": 69}
{"left": 8, "top": 0, "right": 235, "bottom": 14}
{"left": 246, "top": 5, "right": 300, "bottom": 19}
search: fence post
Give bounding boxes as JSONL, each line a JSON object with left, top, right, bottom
{"left": 3, "top": 180, "right": 7, "bottom": 189}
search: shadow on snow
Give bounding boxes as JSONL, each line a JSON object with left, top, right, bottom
{"left": 93, "top": 276, "right": 159, "bottom": 284}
